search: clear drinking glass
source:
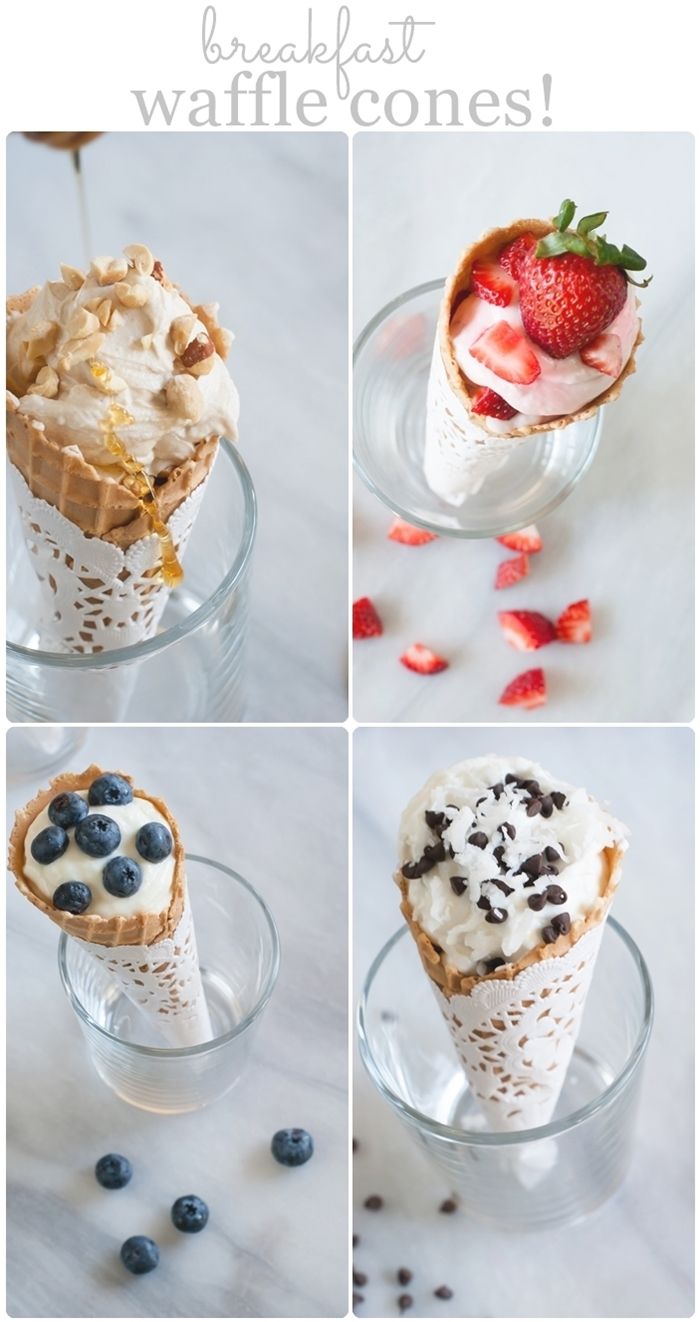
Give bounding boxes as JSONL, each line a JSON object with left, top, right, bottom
{"left": 6, "top": 726, "right": 88, "bottom": 780}
{"left": 358, "top": 918, "right": 652, "bottom": 1229}
{"left": 354, "top": 281, "right": 602, "bottom": 537}
{"left": 58, "top": 855, "right": 280, "bottom": 1114}
{"left": 7, "top": 441, "right": 256, "bottom": 722}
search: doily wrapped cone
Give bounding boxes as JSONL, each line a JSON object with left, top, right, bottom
{"left": 425, "top": 219, "right": 642, "bottom": 500}
{"left": 9, "top": 765, "right": 212, "bottom": 1047}
{"left": 397, "top": 843, "right": 624, "bottom": 1132}
{"left": 7, "top": 407, "right": 218, "bottom": 654}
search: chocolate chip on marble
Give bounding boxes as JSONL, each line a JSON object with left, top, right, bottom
{"left": 490, "top": 878, "right": 514, "bottom": 897}
{"left": 450, "top": 877, "right": 467, "bottom": 896}
{"left": 435, "top": 1287, "right": 454, "bottom": 1301}
{"left": 551, "top": 791, "right": 568, "bottom": 810}
{"left": 354, "top": 1270, "right": 368, "bottom": 1287}
{"left": 398, "top": 1295, "right": 413, "bottom": 1313}
{"left": 353, "top": 1138, "right": 359, "bottom": 1153}
{"left": 552, "top": 911, "right": 571, "bottom": 935}
{"left": 364, "top": 1195, "right": 383, "bottom": 1210}
{"left": 353, "top": 1234, "right": 359, "bottom": 1247}
{"left": 468, "top": 831, "right": 488, "bottom": 849}
{"left": 499, "top": 822, "right": 517, "bottom": 840}
{"left": 485, "top": 906, "right": 507, "bottom": 924}
{"left": 353, "top": 1293, "right": 365, "bottom": 1308}
{"left": 439, "top": 1198, "right": 458, "bottom": 1214}
{"left": 527, "top": 892, "right": 547, "bottom": 911}
{"left": 544, "top": 884, "right": 567, "bottom": 906}
{"left": 398, "top": 1269, "right": 413, "bottom": 1286}
{"left": 477, "top": 895, "right": 492, "bottom": 911}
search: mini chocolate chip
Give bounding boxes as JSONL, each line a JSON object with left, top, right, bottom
{"left": 493, "top": 844, "right": 506, "bottom": 868}
{"left": 353, "top": 1292, "right": 365, "bottom": 1306}
{"left": 519, "top": 853, "right": 545, "bottom": 878}
{"left": 425, "top": 810, "right": 446, "bottom": 831}
{"left": 522, "top": 779, "right": 541, "bottom": 795}
{"left": 398, "top": 1295, "right": 413, "bottom": 1313}
{"left": 353, "top": 1234, "right": 359, "bottom": 1247}
{"left": 435, "top": 1287, "right": 454, "bottom": 1301}
{"left": 353, "top": 1138, "right": 359, "bottom": 1153}
{"left": 540, "top": 795, "right": 554, "bottom": 818}
{"left": 477, "top": 896, "right": 491, "bottom": 911}
{"left": 354, "top": 1271, "right": 368, "bottom": 1287}
{"left": 527, "top": 892, "right": 547, "bottom": 911}
{"left": 489, "top": 782, "right": 504, "bottom": 800}
{"left": 542, "top": 924, "right": 557, "bottom": 944}
{"left": 505, "top": 773, "right": 520, "bottom": 784}
{"left": 551, "top": 791, "right": 567, "bottom": 810}
{"left": 485, "top": 906, "right": 507, "bottom": 924}
{"left": 439, "top": 1198, "right": 458, "bottom": 1214}
{"left": 522, "top": 879, "right": 535, "bottom": 888}
{"left": 468, "top": 831, "right": 488, "bottom": 849}
{"left": 552, "top": 911, "right": 571, "bottom": 935}
{"left": 491, "top": 878, "right": 514, "bottom": 897}
{"left": 545, "top": 884, "right": 567, "bottom": 906}
{"left": 398, "top": 1269, "right": 413, "bottom": 1286}
{"left": 484, "top": 956, "right": 506, "bottom": 972}
{"left": 526, "top": 798, "right": 543, "bottom": 817}
{"left": 450, "top": 877, "right": 467, "bottom": 896}
{"left": 476, "top": 796, "right": 486, "bottom": 807}
{"left": 544, "top": 846, "right": 562, "bottom": 863}
{"left": 499, "top": 822, "right": 517, "bottom": 840}
{"left": 401, "top": 861, "right": 422, "bottom": 879}
{"left": 364, "top": 1195, "right": 383, "bottom": 1210}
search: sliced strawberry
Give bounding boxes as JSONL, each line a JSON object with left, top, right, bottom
{"left": 499, "top": 234, "right": 537, "bottom": 280}
{"left": 471, "top": 260, "right": 515, "bottom": 307}
{"left": 388, "top": 518, "right": 438, "bottom": 546}
{"left": 353, "top": 597, "right": 383, "bottom": 639}
{"left": 471, "top": 387, "right": 518, "bottom": 420}
{"left": 470, "top": 321, "right": 541, "bottom": 386}
{"left": 580, "top": 331, "right": 622, "bottom": 377}
{"left": 498, "top": 610, "right": 557, "bottom": 651}
{"left": 400, "top": 643, "right": 449, "bottom": 675}
{"left": 499, "top": 667, "right": 547, "bottom": 709}
{"left": 495, "top": 553, "right": 529, "bottom": 590}
{"left": 497, "top": 525, "right": 543, "bottom": 554}
{"left": 556, "top": 599, "right": 592, "bottom": 644}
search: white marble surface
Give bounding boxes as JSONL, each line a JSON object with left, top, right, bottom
{"left": 353, "top": 727, "right": 693, "bottom": 1318}
{"left": 6, "top": 725, "right": 348, "bottom": 1317}
{"left": 353, "top": 133, "right": 693, "bottom": 721}
{"left": 7, "top": 131, "right": 348, "bottom": 721}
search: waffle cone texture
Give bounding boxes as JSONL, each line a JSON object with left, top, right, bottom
{"left": 395, "top": 842, "right": 625, "bottom": 999}
{"left": 9, "top": 765, "right": 186, "bottom": 947}
{"left": 439, "top": 219, "right": 643, "bottom": 440}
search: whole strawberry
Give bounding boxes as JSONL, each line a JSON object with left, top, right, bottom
{"left": 516, "top": 199, "right": 649, "bottom": 360}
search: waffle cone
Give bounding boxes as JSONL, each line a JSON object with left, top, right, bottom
{"left": 438, "top": 219, "right": 643, "bottom": 440}
{"left": 6, "top": 407, "right": 219, "bottom": 545}
{"left": 9, "top": 765, "right": 185, "bottom": 947}
{"left": 396, "top": 842, "right": 624, "bottom": 998}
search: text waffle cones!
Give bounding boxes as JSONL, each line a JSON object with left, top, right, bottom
{"left": 396, "top": 844, "right": 624, "bottom": 1131}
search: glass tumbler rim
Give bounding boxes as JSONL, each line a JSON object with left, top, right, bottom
{"left": 357, "top": 916, "right": 653, "bottom": 1148}
{"left": 7, "top": 437, "right": 256, "bottom": 671}
{"left": 57, "top": 853, "right": 280, "bottom": 1059}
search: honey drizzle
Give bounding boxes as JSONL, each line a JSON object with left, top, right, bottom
{"left": 99, "top": 398, "right": 183, "bottom": 587}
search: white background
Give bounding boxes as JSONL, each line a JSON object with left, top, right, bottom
{"left": 353, "top": 726, "right": 694, "bottom": 1318}
{"left": 353, "top": 132, "right": 694, "bottom": 722}
{"left": 6, "top": 725, "right": 348, "bottom": 1317}
{"left": 7, "top": 130, "right": 348, "bottom": 721}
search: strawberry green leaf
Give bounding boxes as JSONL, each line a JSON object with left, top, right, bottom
{"left": 594, "top": 237, "right": 623, "bottom": 266}
{"left": 536, "top": 232, "right": 571, "bottom": 257}
{"left": 577, "top": 210, "right": 607, "bottom": 235}
{"left": 619, "top": 244, "right": 647, "bottom": 271}
{"left": 555, "top": 198, "right": 576, "bottom": 231}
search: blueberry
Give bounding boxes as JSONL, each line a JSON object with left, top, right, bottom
{"left": 271, "top": 1128, "right": 314, "bottom": 1167}
{"left": 171, "top": 1194, "right": 209, "bottom": 1233}
{"left": 95, "top": 1153, "right": 133, "bottom": 1189}
{"left": 48, "top": 792, "right": 89, "bottom": 830}
{"left": 74, "top": 814, "right": 121, "bottom": 858}
{"left": 135, "top": 822, "right": 173, "bottom": 863}
{"left": 30, "top": 825, "right": 69, "bottom": 865}
{"left": 120, "top": 1235, "right": 159, "bottom": 1275}
{"left": 88, "top": 773, "right": 133, "bottom": 807}
{"left": 103, "top": 856, "right": 142, "bottom": 898}
{"left": 53, "top": 882, "right": 92, "bottom": 914}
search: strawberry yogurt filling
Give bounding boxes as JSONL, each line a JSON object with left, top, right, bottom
{"left": 450, "top": 285, "right": 640, "bottom": 421}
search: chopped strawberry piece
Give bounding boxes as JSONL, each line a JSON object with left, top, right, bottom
{"left": 353, "top": 597, "right": 383, "bottom": 639}
{"left": 556, "top": 599, "right": 592, "bottom": 644}
{"left": 580, "top": 332, "right": 623, "bottom": 377}
{"left": 498, "top": 234, "right": 536, "bottom": 280}
{"left": 497, "top": 525, "right": 543, "bottom": 554}
{"left": 400, "top": 643, "right": 449, "bottom": 675}
{"left": 471, "top": 260, "right": 515, "bottom": 307}
{"left": 471, "top": 387, "right": 518, "bottom": 420}
{"left": 499, "top": 667, "right": 547, "bottom": 709}
{"left": 498, "top": 610, "right": 557, "bottom": 651}
{"left": 470, "top": 321, "right": 541, "bottom": 386}
{"left": 388, "top": 518, "right": 438, "bottom": 546}
{"left": 495, "top": 553, "right": 529, "bottom": 590}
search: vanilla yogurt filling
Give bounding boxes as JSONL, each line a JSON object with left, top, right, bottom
{"left": 399, "top": 755, "right": 627, "bottom": 973}
{"left": 450, "top": 285, "right": 639, "bottom": 422}
{"left": 24, "top": 792, "right": 174, "bottom": 919}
